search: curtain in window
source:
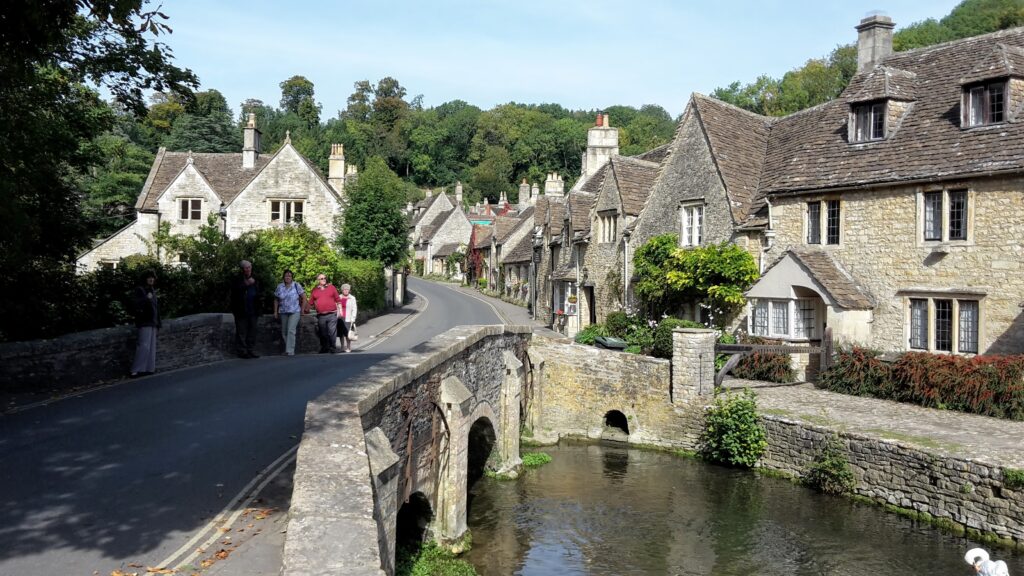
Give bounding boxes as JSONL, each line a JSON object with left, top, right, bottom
{"left": 771, "top": 301, "right": 789, "bottom": 336}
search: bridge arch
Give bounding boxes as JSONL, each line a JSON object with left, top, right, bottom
{"left": 467, "top": 416, "right": 497, "bottom": 487}
{"left": 602, "top": 409, "right": 630, "bottom": 442}
{"left": 396, "top": 491, "right": 433, "bottom": 552}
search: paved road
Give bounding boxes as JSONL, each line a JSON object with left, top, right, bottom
{"left": 0, "top": 278, "right": 503, "bottom": 576}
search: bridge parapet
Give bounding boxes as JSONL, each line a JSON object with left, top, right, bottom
{"left": 283, "top": 325, "right": 531, "bottom": 576}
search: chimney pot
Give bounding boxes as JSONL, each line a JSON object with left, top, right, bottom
{"left": 856, "top": 13, "right": 895, "bottom": 72}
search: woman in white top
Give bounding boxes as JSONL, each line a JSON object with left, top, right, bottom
{"left": 338, "top": 283, "right": 358, "bottom": 352}
{"left": 273, "top": 270, "right": 305, "bottom": 355}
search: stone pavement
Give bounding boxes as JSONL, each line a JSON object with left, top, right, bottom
{"left": 723, "top": 378, "right": 1024, "bottom": 469}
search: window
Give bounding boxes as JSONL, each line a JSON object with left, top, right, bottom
{"left": 680, "top": 204, "right": 703, "bottom": 247}
{"left": 907, "top": 296, "right": 980, "bottom": 353}
{"left": 179, "top": 198, "right": 202, "bottom": 220}
{"left": 598, "top": 213, "right": 617, "bottom": 243}
{"left": 752, "top": 298, "right": 819, "bottom": 340}
{"left": 271, "top": 200, "right": 304, "bottom": 223}
{"left": 852, "top": 102, "right": 886, "bottom": 142}
{"left": 920, "top": 189, "right": 969, "bottom": 243}
{"left": 964, "top": 81, "right": 1006, "bottom": 127}
{"left": 806, "top": 200, "right": 840, "bottom": 245}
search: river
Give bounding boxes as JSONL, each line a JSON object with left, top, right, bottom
{"left": 464, "top": 442, "right": 1024, "bottom": 575}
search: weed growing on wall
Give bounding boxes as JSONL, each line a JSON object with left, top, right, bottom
{"left": 699, "top": 389, "right": 767, "bottom": 468}
{"left": 803, "top": 437, "right": 856, "bottom": 495}
{"left": 1003, "top": 468, "right": 1024, "bottom": 489}
{"left": 574, "top": 323, "right": 609, "bottom": 345}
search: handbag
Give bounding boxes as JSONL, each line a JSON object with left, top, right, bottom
{"left": 349, "top": 323, "right": 358, "bottom": 341}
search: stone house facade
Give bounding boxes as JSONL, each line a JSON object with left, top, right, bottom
{"left": 78, "top": 116, "right": 349, "bottom": 270}
{"left": 409, "top": 186, "right": 474, "bottom": 277}
{"left": 748, "top": 18, "right": 1024, "bottom": 355}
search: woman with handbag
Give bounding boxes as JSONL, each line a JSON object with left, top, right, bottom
{"left": 338, "top": 283, "right": 358, "bottom": 353}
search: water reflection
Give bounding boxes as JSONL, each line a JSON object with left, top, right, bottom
{"left": 464, "top": 442, "right": 1024, "bottom": 576}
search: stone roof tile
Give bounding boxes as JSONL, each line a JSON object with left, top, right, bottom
{"left": 788, "top": 247, "right": 875, "bottom": 310}
{"left": 137, "top": 150, "right": 273, "bottom": 211}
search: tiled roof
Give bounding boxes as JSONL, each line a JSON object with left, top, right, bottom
{"left": 472, "top": 224, "right": 493, "bottom": 247}
{"left": 691, "top": 94, "right": 772, "bottom": 224}
{"left": 569, "top": 192, "right": 595, "bottom": 234}
{"left": 761, "top": 27, "right": 1024, "bottom": 194}
{"left": 848, "top": 66, "right": 917, "bottom": 103}
{"left": 788, "top": 248, "right": 875, "bottom": 310}
{"left": 610, "top": 156, "right": 661, "bottom": 216}
{"left": 960, "top": 42, "right": 1024, "bottom": 84}
{"left": 634, "top": 143, "right": 671, "bottom": 164}
{"left": 412, "top": 194, "right": 444, "bottom": 225}
{"left": 534, "top": 196, "right": 549, "bottom": 228}
{"left": 551, "top": 264, "right": 576, "bottom": 281}
{"left": 136, "top": 149, "right": 273, "bottom": 211}
{"left": 433, "top": 242, "right": 460, "bottom": 257}
{"left": 502, "top": 233, "right": 534, "bottom": 263}
{"left": 548, "top": 201, "right": 565, "bottom": 236}
{"left": 580, "top": 162, "right": 610, "bottom": 194}
{"left": 416, "top": 225, "right": 437, "bottom": 244}
{"left": 493, "top": 216, "right": 520, "bottom": 244}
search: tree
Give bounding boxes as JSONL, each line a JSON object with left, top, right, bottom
{"left": 338, "top": 157, "right": 408, "bottom": 266}
{"left": 279, "top": 75, "right": 315, "bottom": 114}
{"left": 0, "top": 0, "right": 197, "bottom": 342}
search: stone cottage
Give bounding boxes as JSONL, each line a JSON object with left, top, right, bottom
{"left": 410, "top": 185, "right": 473, "bottom": 277}
{"left": 78, "top": 115, "right": 350, "bottom": 270}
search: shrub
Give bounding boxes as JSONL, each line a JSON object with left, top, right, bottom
{"left": 715, "top": 331, "right": 737, "bottom": 371}
{"left": 395, "top": 541, "right": 478, "bottom": 576}
{"left": 732, "top": 352, "right": 796, "bottom": 383}
{"left": 820, "top": 347, "right": 897, "bottom": 398}
{"left": 625, "top": 316, "right": 656, "bottom": 354}
{"left": 605, "top": 311, "right": 630, "bottom": 338}
{"left": 1003, "top": 468, "right": 1024, "bottom": 490}
{"left": 574, "top": 323, "right": 609, "bottom": 345}
{"left": 803, "top": 437, "right": 856, "bottom": 495}
{"left": 651, "top": 318, "right": 703, "bottom": 359}
{"left": 700, "top": 388, "right": 766, "bottom": 468}
{"left": 477, "top": 277, "right": 487, "bottom": 290}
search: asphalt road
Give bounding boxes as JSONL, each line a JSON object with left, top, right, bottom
{"left": 0, "top": 278, "right": 503, "bottom": 576}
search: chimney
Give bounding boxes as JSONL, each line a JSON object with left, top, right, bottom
{"left": 242, "top": 113, "right": 261, "bottom": 169}
{"left": 327, "top": 143, "right": 346, "bottom": 192}
{"left": 406, "top": 201, "right": 413, "bottom": 212}
{"left": 544, "top": 172, "right": 564, "bottom": 198}
{"left": 455, "top": 181, "right": 463, "bottom": 207}
{"left": 518, "top": 178, "right": 530, "bottom": 203}
{"left": 583, "top": 114, "right": 618, "bottom": 179}
{"left": 856, "top": 13, "right": 895, "bottom": 72}
{"left": 530, "top": 182, "right": 540, "bottom": 205}
{"left": 426, "top": 188, "right": 433, "bottom": 198}
{"left": 499, "top": 190, "right": 507, "bottom": 205}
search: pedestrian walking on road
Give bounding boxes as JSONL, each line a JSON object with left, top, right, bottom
{"left": 338, "top": 283, "right": 358, "bottom": 352}
{"left": 230, "top": 259, "right": 261, "bottom": 358}
{"left": 306, "top": 273, "right": 341, "bottom": 353}
{"left": 273, "top": 269, "right": 305, "bottom": 356}
{"left": 130, "top": 269, "right": 160, "bottom": 377}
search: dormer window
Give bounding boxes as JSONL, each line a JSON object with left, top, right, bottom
{"left": 851, "top": 102, "right": 885, "bottom": 142}
{"left": 963, "top": 80, "right": 1006, "bottom": 127}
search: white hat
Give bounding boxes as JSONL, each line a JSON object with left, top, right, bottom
{"left": 965, "top": 548, "right": 990, "bottom": 565}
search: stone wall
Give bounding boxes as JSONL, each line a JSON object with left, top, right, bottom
{"left": 0, "top": 313, "right": 326, "bottom": 394}
{"left": 77, "top": 214, "right": 159, "bottom": 271}
{"left": 767, "top": 175, "right": 1024, "bottom": 353}
{"left": 761, "top": 417, "right": 1024, "bottom": 542}
{"left": 283, "top": 325, "right": 531, "bottom": 576}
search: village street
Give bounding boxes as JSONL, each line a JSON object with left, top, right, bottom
{"left": 0, "top": 278, "right": 506, "bottom": 576}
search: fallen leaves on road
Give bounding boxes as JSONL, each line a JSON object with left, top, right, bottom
{"left": 241, "top": 507, "right": 277, "bottom": 520}
{"left": 146, "top": 568, "right": 176, "bottom": 574}
{"left": 110, "top": 571, "right": 139, "bottom": 576}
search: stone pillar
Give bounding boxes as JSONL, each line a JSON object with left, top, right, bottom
{"left": 499, "top": 351, "right": 524, "bottom": 474}
{"left": 365, "top": 427, "right": 400, "bottom": 576}
{"left": 435, "top": 376, "right": 472, "bottom": 543}
{"left": 672, "top": 328, "right": 716, "bottom": 398}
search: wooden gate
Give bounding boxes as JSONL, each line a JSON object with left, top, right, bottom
{"left": 713, "top": 327, "right": 833, "bottom": 387}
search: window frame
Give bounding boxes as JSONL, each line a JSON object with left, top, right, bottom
{"left": 962, "top": 80, "right": 1007, "bottom": 127}
{"left": 805, "top": 198, "right": 841, "bottom": 246}
{"left": 270, "top": 199, "right": 305, "bottom": 224}
{"left": 179, "top": 198, "right": 202, "bottom": 221}
{"left": 905, "top": 295, "right": 981, "bottom": 354}
{"left": 917, "top": 188, "right": 972, "bottom": 245}
{"left": 750, "top": 298, "right": 821, "bottom": 341}
{"left": 679, "top": 202, "right": 704, "bottom": 247}
{"left": 850, "top": 101, "right": 887, "bottom": 142}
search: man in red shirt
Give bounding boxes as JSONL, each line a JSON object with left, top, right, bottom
{"left": 306, "top": 273, "right": 342, "bottom": 353}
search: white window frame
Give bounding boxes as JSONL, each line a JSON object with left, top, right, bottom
{"left": 850, "top": 101, "right": 886, "bottom": 142}
{"left": 805, "top": 198, "right": 841, "bottom": 246}
{"left": 750, "top": 298, "right": 820, "bottom": 341}
{"left": 680, "top": 203, "right": 704, "bottom": 247}
{"left": 917, "top": 188, "right": 972, "bottom": 245}
{"left": 598, "top": 212, "right": 617, "bottom": 244}
{"left": 905, "top": 295, "right": 981, "bottom": 354}
{"left": 179, "top": 198, "right": 202, "bottom": 221}
{"left": 962, "top": 80, "right": 1006, "bottom": 127}
{"left": 270, "top": 199, "right": 304, "bottom": 223}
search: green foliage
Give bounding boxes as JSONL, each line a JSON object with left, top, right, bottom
{"left": 1003, "top": 468, "right": 1024, "bottom": 489}
{"left": 338, "top": 157, "right": 409, "bottom": 266}
{"left": 664, "top": 243, "right": 759, "bottom": 323}
{"left": 803, "top": 437, "right": 856, "bottom": 495}
{"left": 605, "top": 311, "right": 630, "bottom": 339}
{"left": 651, "top": 318, "right": 703, "bottom": 359}
{"left": 633, "top": 234, "right": 682, "bottom": 315}
{"left": 574, "top": 323, "right": 609, "bottom": 345}
{"left": 624, "top": 317, "right": 656, "bottom": 355}
{"left": 700, "top": 389, "right": 767, "bottom": 468}
{"left": 79, "top": 129, "right": 155, "bottom": 235}
{"left": 521, "top": 452, "right": 552, "bottom": 468}
{"left": 715, "top": 331, "right": 737, "bottom": 371}
{"left": 822, "top": 347, "right": 1024, "bottom": 419}
{"left": 732, "top": 352, "right": 796, "bottom": 383}
{"left": 395, "top": 541, "right": 478, "bottom": 576}
{"left": 476, "top": 277, "right": 487, "bottom": 290}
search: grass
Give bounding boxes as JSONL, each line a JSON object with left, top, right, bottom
{"left": 522, "top": 452, "right": 552, "bottom": 468}
{"left": 1003, "top": 468, "right": 1024, "bottom": 489}
{"left": 395, "top": 541, "right": 478, "bottom": 576}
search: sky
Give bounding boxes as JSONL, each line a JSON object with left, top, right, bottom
{"left": 154, "top": 0, "right": 964, "bottom": 118}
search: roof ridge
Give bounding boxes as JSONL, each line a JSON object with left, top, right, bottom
{"left": 612, "top": 155, "right": 660, "bottom": 168}
{"left": 887, "top": 25, "right": 1024, "bottom": 60}
{"left": 691, "top": 92, "right": 775, "bottom": 123}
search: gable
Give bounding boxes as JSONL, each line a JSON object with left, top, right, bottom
{"left": 136, "top": 149, "right": 272, "bottom": 212}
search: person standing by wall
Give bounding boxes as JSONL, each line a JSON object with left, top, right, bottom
{"left": 130, "top": 269, "right": 160, "bottom": 377}
{"left": 273, "top": 269, "right": 305, "bottom": 356}
{"left": 338, "top": 283, "right": 358, "bottom": 353}
{"left": 307, "top": 273, "right": 341, "bottom": 353}
{"left": 230, "top": 259, "right": 261, "bottom": 358}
